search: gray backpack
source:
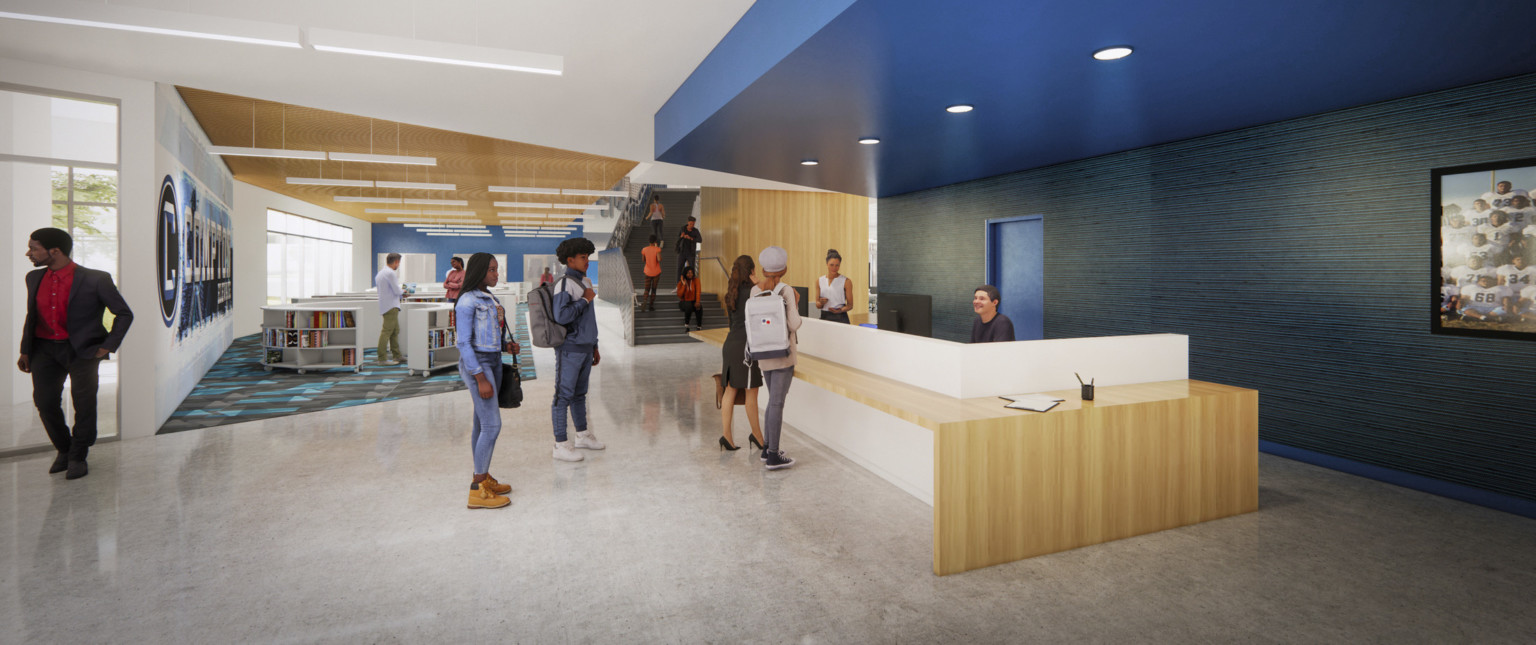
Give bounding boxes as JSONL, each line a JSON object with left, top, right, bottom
{"left": 743, "top": 283, "right": 791, "bottom": 361}
{"left": 527, "top": 277, "right": 569, "bottom": 348}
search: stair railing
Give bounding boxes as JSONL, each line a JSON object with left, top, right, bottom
{"left": 608, "top": 183, "right": 656, "bottom": 252}
{"left": 596, "top": 246, "right": 636, "bottom": 346}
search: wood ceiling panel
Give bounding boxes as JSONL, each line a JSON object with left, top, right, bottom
{"left": 176, "top": 87, "right": 637, "bottom": 224}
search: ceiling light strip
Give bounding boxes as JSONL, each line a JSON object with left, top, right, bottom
{"left": 402, "top": 198, "right": 468, "bottom": 206}
{"left": 209, "top": 145, "right": 325, "bottom": 160}
{"left": 289, "top": 177, "right": 374, "bottom": 187}
{"left": 334, "top": 196, "right": 402, "bottom": 204}
{"left": 327, "top": 151, "right": 437, "bottom": 166}
{"left": 561, "top": 189, "right": 626, "bottom": 198}
{"left": 375, "top": 180, "right": 455, "bottom": 191}
{"left": 488, "top": 186, "right": 561, "bottom": 195}
{"left": 308, "top": 27, "right": 563, "bottom": 76}
{"left": 0, "top": 0, "right": 302, "bottom": 49}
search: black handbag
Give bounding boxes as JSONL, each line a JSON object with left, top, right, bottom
{"left": 498, "top": 318, "right": 523, "bottom": 409}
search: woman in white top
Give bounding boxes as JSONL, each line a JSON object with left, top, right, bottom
{"left": 752, "top": 246, "right": 802, "bottom": 470}
{"left": 816, "top": 249, "right": 855, "bottom": 324}
{"left": 646, "top": 195, "right": 665, "bottom": 246}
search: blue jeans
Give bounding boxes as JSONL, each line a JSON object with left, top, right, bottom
{"left": 763, "top": 366, "right": 794, "bottom": 452}
{"left": 459, "top": 351, "right": 503, "bottom": 474}
{"left": 551, "top": 348, "right": 593, "bottom": 442}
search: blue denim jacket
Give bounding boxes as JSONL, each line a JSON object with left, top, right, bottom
{"left": 455, "top": 290, "right": 502, "bottom": 375}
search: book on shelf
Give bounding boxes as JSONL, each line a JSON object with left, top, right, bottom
{"left": 426, "top": 328, "right": 457, "bottom": 349}
{"left": 342, "top": 348, "right": 356, "bottom": 366}
{"left": 264, "top": 349, "right": 284, "bottom": 364}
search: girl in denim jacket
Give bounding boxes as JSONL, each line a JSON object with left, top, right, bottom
{"left": 455, "top": 253, "right": 518, "bottom": 509}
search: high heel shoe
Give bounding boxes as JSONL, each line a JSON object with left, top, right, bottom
{"left": 749, "top": 435, "right": 765, "bottom": 450}
{"left": 718, "top": 436, "right": 741, "bottom": 451}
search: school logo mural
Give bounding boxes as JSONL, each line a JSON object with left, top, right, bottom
{"left": 173, "top": 171, "right": 234, "bottom": 341}
{"left": 157, "top": 175, "right": 181, "bottom": 327}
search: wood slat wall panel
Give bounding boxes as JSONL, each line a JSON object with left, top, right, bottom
{"left": 881, "top": 73, "right": 1536, "bottom": 504}
{"left": 699, "top": 188, "right": 869, "bottom": 315}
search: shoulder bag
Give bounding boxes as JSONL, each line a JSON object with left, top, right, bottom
{"left": 498, "top": 315, "right": 523, "bottom": 409}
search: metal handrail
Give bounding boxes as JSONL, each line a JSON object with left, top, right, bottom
{"left": 608, "top": 183, "right": 655, "bottom": 252}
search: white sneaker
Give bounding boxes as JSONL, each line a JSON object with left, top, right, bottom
{"left": 552, "top": 440, "right": 584, "bottom": 462}
{"left": 574, "top": 430, "right": 606, "bottom": 450}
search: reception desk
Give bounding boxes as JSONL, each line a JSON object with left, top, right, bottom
{"left": 692, "top": 320, "right": 1257, "bottom": 575}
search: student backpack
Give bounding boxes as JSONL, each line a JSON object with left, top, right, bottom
{"left": 743, "top": 283, "right": 791, "bottom": 361}
{"left": 527, "top": 277, "right": 569, "bottom": 348}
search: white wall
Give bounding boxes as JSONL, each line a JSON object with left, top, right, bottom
{"left": 0, "top": 57, "right": 157, "bottom": 439}
{"left": 231, "top": 182, "right": 372, "bottom": 338}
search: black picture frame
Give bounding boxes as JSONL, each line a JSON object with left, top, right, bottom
{"left": 1431, "top": 156, "right": 1536, "bottom": 339}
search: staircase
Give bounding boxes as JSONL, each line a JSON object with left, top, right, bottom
{"left": 622, "top": 189, "right": 724, "bottom": 345}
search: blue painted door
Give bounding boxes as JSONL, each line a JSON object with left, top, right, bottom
{"left": 986, "top": 216, "right": 1043, "bottom": 340}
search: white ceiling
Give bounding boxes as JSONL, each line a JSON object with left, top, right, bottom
{"left": 0, "top": 0, "right": 817, "bottom": 191}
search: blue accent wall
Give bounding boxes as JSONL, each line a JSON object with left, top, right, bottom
{"left": 370, "top": 224, "right": 579, "bottom": 283}
{"left": 880, "top": 73, "right": 1536, "bottom": 511}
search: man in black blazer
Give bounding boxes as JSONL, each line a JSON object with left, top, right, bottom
{"left": 17, "top": 228, "right": 133, "bottom": 480}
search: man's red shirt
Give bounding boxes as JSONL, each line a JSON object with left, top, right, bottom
{"left": 35, "top": 261, "right": 76, "bottom": 340}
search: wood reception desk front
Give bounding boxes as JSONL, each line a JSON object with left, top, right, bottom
{"left": 692, "top": 320, "right": 1258, "bottom": 575}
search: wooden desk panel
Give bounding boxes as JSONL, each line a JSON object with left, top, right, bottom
{"left": 933, "top": 386, "right": 1257, "bottom": 575}
{"left": 691, "top": 328, "right": 1259, "bottom": 576}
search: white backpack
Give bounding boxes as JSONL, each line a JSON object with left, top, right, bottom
{"left": 744, "top": 283, "right": 791, "bottom": 361}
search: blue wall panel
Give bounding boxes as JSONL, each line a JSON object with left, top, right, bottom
{"left": 880, "top": 73, "right": 1536, "bottom": 507}
{"left": 370, "top": 224, "right": 578, "bottom": 284}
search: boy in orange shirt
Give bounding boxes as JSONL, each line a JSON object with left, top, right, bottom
{"left": 640, "top": 235, "right": 663, "bottom": 311}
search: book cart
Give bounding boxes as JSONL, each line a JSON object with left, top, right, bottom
{"left": 405, "top": 304, "right": 460, "bottom": 377}
{"left": 261, "top": 307, "right": 363, "bottom": 374}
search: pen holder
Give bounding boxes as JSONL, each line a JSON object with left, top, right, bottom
{"left": 1080, "top": 384, "right": 1095, "bottom": 401}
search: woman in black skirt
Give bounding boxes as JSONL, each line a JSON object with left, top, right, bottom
{"left": 717, "top": 254, "right": 764, "bottom": 452}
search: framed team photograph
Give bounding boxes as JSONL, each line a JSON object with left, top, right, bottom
{"left": 1431, "top": 157, "right": 1536, "bottom": 339}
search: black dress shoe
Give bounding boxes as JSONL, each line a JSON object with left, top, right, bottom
{"left": 65, "top": 460, "right": 88, "bottom": 480}
{"left": 49, "top": 452, "right": 68, "bottom": 474}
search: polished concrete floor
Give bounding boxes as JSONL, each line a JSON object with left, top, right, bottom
{"left": 3, "top": 341, "right": 1535, "bottom": 643}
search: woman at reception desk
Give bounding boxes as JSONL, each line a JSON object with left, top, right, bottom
{"left": 691, "top": 318, "right": 1257, "bottom": 575}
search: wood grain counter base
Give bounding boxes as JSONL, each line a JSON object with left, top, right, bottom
{"left": 690, "top": 328, "right": 1259, "bottom": 576}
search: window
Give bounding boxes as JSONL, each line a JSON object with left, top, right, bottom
{"left": 266, "top": 210, "right": 353, "bottom": 304}
{"left": 379, "top": 253, "right": 436, "bottom": 286}
{"left": 51, "top": 166, "right": 119, "bottom": 281}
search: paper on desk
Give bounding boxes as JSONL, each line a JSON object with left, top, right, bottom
{"left": 999, "top": 393, "right": 1064, "bottom": 412}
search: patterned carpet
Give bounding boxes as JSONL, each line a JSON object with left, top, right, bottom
{"left": 159, "top": 303, "right": 536, "bottom": 434}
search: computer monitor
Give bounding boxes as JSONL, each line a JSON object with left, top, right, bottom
{"left": 876, "top": 293, "right": 932, "bottom": 337}
{"left": 793, "top": 286, "right": 809, "bottom": 318}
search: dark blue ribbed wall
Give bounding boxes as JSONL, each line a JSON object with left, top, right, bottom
{"left": 880, "top": 73, "right": 1536, "bottom": 505}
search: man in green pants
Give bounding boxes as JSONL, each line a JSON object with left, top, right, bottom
{"left": 375, "top": 253, "right": 405, "bottom": 365}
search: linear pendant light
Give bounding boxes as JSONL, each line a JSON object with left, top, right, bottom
{"left": 561, "top": 189, "right": 626, "bottom": 198}
{"left": 327, "top": 152, "right": 436, "bottom": 166}
{"left": 402, "top": 198, "right": 468, "bottom": 206}
{"left": 488, "top": 186, "right": 560, "bottom": 195}
{"left": 334, "top": 196, "right": 403, "bottom": 204}
{"left": 308, "top": 28, "right": 563, "bottom": 76}
{"left": 288, "top": 177, "right": 373, "bottom": 187}
{"left": 0, "top": 0, "right": 301, "bottom": 49}
{"left": 493, "top": 202, "right": 596, "bottom": 210}
{"left": 209, "top": 145, "right": 325, "bottom": 160}
{"left": 375, "top": 180, "right": 455, "bottom": 191}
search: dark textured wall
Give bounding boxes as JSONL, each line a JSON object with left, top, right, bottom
{"left": 881, "top": 73, "right": 1536, "bottom": 504}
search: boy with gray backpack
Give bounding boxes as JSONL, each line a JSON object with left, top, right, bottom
{"left": 541, "top": 237, "right": 606, "bottom": 462}
{"left": 746, "top": 246, "right": 801, "bottom": 470}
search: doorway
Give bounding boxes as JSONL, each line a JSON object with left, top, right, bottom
{"left": 984, "top": 215, "right": 1044, "bottom": 340}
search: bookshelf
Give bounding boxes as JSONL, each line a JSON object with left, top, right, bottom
{"left": 260, "top": 307, "right": 363, "bottom": 374}
{"left": 406, "top": 304, "right": 460, "bottom": 376}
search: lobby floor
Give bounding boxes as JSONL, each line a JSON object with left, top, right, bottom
{"left": 2, "top": 341, "right": 1534, "bottom": 643}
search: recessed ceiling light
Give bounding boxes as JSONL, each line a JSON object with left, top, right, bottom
{"left": 0, "top": 0, "right": 302, "bottom": 49}
{"left": 801, "top": 159, "right": 819, "bottom": 166}
{"left": 858, "top": 138, "right": 880, "bottom": 145}
{"left": 1092, "top": 46, "right": 1134, "bottom": 61}
{"left": 308, "top": 27, "right": 563, "bottom": 76}
{"left": 946, "top": 104, "right": 973, "bottom": 114}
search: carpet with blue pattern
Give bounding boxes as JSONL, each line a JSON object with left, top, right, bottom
{"left": 158, "top": 303, "right": 536, "bottom": 434}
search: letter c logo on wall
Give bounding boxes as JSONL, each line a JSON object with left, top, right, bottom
{"left": 157, "top": 175, "right": 181, "bottom": 327}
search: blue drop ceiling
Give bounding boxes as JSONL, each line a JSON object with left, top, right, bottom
{"left": 656, "top": 0, "right": 1536, "bottom": 198}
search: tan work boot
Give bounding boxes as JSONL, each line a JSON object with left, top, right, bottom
{"left": 467, "top": 479, "right": 510, "bottom": 510}
{"left": 482, "top": 473, "right": 512, "bottom": 495}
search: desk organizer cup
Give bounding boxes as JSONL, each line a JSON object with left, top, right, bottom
{"left": 1081, "top": 384, "right": 1095, "bottom": 401}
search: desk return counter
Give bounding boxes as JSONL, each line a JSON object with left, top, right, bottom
{"left": 693, "top": 319, "right": 1257, "bottom": 575}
